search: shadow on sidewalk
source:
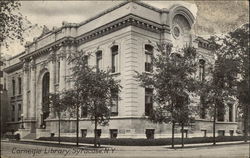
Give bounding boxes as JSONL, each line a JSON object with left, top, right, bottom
{"left": 3, "top": 140, "right": 112, "bottom": 149}
{"left": 164, "top": 142, "right": 249, "bottom": 150}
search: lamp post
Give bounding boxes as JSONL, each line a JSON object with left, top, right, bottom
{"left": 21, "top": 114, "right": 24, "bottom": 129}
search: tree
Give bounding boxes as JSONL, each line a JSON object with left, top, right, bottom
{"left": 136, "top": 44, "right": 199, "bottom": 148}
{"left": 200, "top": 52, "right": 239, "bottom": 145}
{"left": 65, "top": 50, "right": 121, "bottom": 147}
{"left": 43, "top": 92, "right": 68, "bottom": 144}
{"left": 0, "top": 1, "right": 27, "bottom": 47}
{"left": 209, "top": 23, "right": 249, "bottom": 142}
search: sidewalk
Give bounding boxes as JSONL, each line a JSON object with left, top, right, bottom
{"left": 2, "top": 139, "right": 249, "bottom": 151}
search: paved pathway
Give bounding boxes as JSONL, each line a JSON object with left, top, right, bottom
{"left": 1, "top": 140, "right": 249, "bottom": 158}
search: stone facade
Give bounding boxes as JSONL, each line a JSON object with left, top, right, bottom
{"left": 3, "top": 2, "right": 238, "bottom": 139}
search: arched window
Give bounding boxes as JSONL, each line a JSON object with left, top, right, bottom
{"left": 111, "top": 45, "right": 118, "bottom": 73}
{"left": 199, "top": 59, "right": 205, "bottom": 81}
{"left": 145, "top": 44, "right": 153, "bottom": 72}
{"left": 96, "top": 51, "right": 102, "bottom": 71}
{"left": 42, "top": 72, "right": 50, "bottom": 121}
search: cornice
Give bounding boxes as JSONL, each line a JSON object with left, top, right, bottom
{"left": 78, "top": 1, "right": 129, "bottom": 27}
{"left": 135, "top": 1, "right": 169, "bottom": 13}
{"left": 3, "top": 62, "right": 23, "bottom": 73}
{"left": 76, "top": 14, "right": 167, "bottom": 45}
{"left": 20, "top": 37, "right": 75, "bottom": 61}
{"left": 21, "top": 14, "right": 168, "bottom": 61}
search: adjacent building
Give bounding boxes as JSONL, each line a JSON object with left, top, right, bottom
{"left": 3, "top": 2, "right": 238, "bottom": 139}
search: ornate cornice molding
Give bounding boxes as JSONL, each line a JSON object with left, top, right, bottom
{"left": 20, "top": 37, "right": 75, "bottom": 61}
{"left": 20, "top": 14, "right": 169, "bottom": 61}
{"left": 3, "top": 62, "right": 23, "bottom": 73}
{"left": 76, "top": 14, "right": 166, "bottom": 45}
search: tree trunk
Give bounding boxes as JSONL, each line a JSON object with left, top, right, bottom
{"left": 94, "top": 115, "right": 97, "bottom": 147}
{"left": 76, "top": 105, "right": 79, "bottom": 147}
{"left": 181, "top": 123, "right": 184, "bottom": 148}
{"left": 58, "top": 112, "right": 61, "bottom": 144}
{"left": 243, "top": 103, "right": 248, "bottom": 142}
{"left": 213, "top": 102, "right": 217, "bottom": 145}
{"left": 171, "top": 121, "right": 175, "bottom": 148}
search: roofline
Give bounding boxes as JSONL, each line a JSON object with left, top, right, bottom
{"left": 26, "top": 1, "right": 170, "bottom": 47}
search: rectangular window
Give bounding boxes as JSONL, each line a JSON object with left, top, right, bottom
{"left": 18, "top": 77, "right": 22, "bottom": 94}
{"left": 145, "top": 45, "right": 153, "bottom": 72}
{"left": 95, "top": 129, "right": 102, "bottom": 138}
{"left": 110, "top": 129, "right": 118, "bottom": 139}
{"left": 12, "top": 79, "right": 16, "bottom": 96}
{"left": 18, "top": 104, "right": 21, "bottom": 111}
{"left": 145, "top": 129, "right": 155, "bottom": 139}
{"left": 111, "top": 46, "right": 118, "bottom": 73}
{"left": 111, "top": 88, "right": 118, "bottom": 116}
{"left": 12, "top": 105, "right": 15, "bottom": 122}
{"left": 145, "top": 88, "right": 153, "bottom": 116}
{"left": 218, "top": 130, "right": 225, "bottom": 136}
{"left": 96, "top": 51, "right": 102, "bottom": 71}
{"left": 81, "top": 129, "right": 87, "bottom": 138}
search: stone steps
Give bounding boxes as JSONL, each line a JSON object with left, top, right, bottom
{"left": 22, "top": 133, "right": 36, "bottom": 139}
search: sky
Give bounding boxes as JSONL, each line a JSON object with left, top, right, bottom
{"left": 2, "top": 0, "right": 249, "bottom": 57}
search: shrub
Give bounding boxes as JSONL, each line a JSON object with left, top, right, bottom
{"left": 38, "top": 136, "right": 249, "bottom": 146}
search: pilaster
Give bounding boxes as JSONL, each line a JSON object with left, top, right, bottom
{"left": 22, "top": 61, "right": 29, "bottom": 120}
{"left": 48, "top": 51, "right": 56, "bottom": 118}
{"left": 59, "top": 46, "right": 66, "bottom": 92}
{"left": 29, "top": 58, "right": 36, "bottom": 119}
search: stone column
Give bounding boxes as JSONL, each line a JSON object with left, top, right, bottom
{"left": 29, "top": 58, "right": 36, "bottom": 120}
{"left": 22, "top": 61, "right": 29, "bottom": 119}
{"left": 59, "top": 46, "right": 66, "bottom": 92}
{"left": 65, "top": 46, "right": 70, "bottom": 90}
{"left": 69, "top": 46, "right": 76, "bottom": 89}
{"left": 232, "top": 104, "right": 236, "bottom": 122}
{"left": 48, "top": 52, "right": 56, "bottom": 118}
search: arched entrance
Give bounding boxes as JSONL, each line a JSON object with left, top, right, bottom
{"left": 41, "top": 72, "right": 50, "bottom": 128}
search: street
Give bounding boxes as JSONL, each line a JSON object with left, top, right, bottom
{"left": 1, "top": 141, "right": 249, "bottom": 158}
